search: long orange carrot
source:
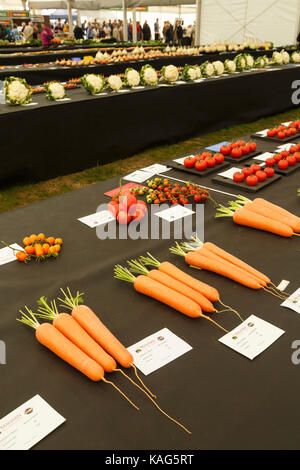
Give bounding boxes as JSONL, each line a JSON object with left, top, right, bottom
{"left": 139, "top": 254, "right": 219, "bottom": 302}
{"left": 127, "top": 259, "right": 215, "bottom": 312}
{"left": 36, "top": 297, "right": 117, "bottom": 372}
{"left": 17, "top": 309, "right": 140, "bottom": 410}
{"left": 233, "top": 207, "right": 293, "bottom": 237}
{"left": 253, "top": 198, "right": 300, "bottom": 232}
{"left": 185, "top": 251, "right": 262, "bottom": 289}
{"left": 201, "top": 242, "right": 270, "bottom": 285}
{"left": 244, "top": 202, "right": 300, "bottom": 234}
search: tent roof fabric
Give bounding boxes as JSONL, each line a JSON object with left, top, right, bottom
{"left": 29, "top": 0, "right": 196, "bottom": 9}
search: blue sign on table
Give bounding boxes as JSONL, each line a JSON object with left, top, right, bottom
{"left": 205, "top": 141, "right": 229, "bottom": 152}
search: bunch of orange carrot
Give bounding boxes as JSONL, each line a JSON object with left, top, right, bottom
{"left": 18, "top": 288, "right": 191, "bottom": 435}
{"left": 216, "top": 196, "right": 300, "bottom": 238}
{"left": 170, "top": 235, "right": 290, "bottom": 301}
{"left": 115, "top": 254, "right": 244, "bottom": 333}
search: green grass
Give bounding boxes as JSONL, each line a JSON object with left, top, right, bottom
{"left": 0, "top": 107, "right": 299, "bottom": 213}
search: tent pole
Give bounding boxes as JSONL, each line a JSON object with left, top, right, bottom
{"left": 132, "top": 7, "right": 137, "bottom": 43}
{"left": 195, "top": 0, "right": 201, "bottom": 46}
{"left": 122, "top": 0, "right": 128, "bottom": 42}
{"left": 67, "top": 0, "right": 73, "bottom": 35}
{"left": 77, "top": 9, "right": 81, "bottom": 27}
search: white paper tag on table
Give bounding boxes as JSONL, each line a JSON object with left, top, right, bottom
{"left": 276, "top": 143, "right": 294, "bottom": 151}
{"left": 123, "top": 169, "right": 154, "bottom": 183}
{"left": 56, "top": 97, "right": 71, "bottom": 101}
{"left": 117, "top": 89, "right": 129, "bottom": 93}
{"left": 281, "top": 121, "right": 292, "bottom": 126}
{"left": 132, "top": 86, "right": 145, "bottom": 89}
{"left": 127, "top": 328, "right": 192, "bottom": 375}
{"left": 174, "top": 81, "right": 186, "bottom": 85}
{"left": 78, "top": 210, "right": 115, "bottom": 228}
{"left": 255, "top": 129, "right": 268, "bottom": 136}
{"left": 219, "top": 315, "right": 284, "bottom": 360}
{"left": 218, "top": 167, "right": 241, "bottom": 179}
{"left": 0, "top": 395, "right": 65, "bottom": 450}
{"left": 155, "top": 205, "right": 194, "bottom": 222}
{"left": 141, "top": 163, "right": 170, "bottom": 174}
{"left": 173, "top": 156, "right": 193, "bottom": 165}
{"left": 21, "top": 102, "right": 38, "bottom": 107}
{"left": 281, "top": 288, "right": 300, "bottom": 314}
{"left": 94, "top": 92, "right": 108, "bottom": 96}
{"left": 277, "top": 279, "right": 290, "bottom": 292}
{"left": 0, "top": 243, "right": 23, "bottom": 266}
{"left": 253, "top": 152, "right": 275, "bottom": 162}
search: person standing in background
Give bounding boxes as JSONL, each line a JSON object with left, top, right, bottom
{"left": 23, "top": 22, "right": 33, "bottom": 41}
{"left": 11, "top": 23, "right": 20, "bottom": 41}
{"left": 73, "top": 22, "right": 84, "bottom": 40}
{"left": 118, "top": 20, "right": 123, "bottom": 41}
{"left": 136, "top": 21, "right": 141, "bottom": 41}
{"left": 40, "top": 22, "right": 53, "bottom": 47}
{"left": 103, "top": 22, "right": 111, "bottom": 37}
{"left": 32, "top": 23, "right": 39, "bottom": 39}
{"left": 154, "top": 18, "right": 160, "bottom": 40}
{"left": 86, "top": 22, "right": 94, "bottom": 39}
{"left": 63, "top": 21, "right": 69, "bottom": 33}
{"left": 185, "top": 24, "right": 192, "bottom": 46}
{"left": 175, "top": 20, "right": 183, "bottom": 46}
{"left": 112, "top": 21, "right": 120, "bottom": 42}
{"left": 108, "top": 19, "right": 113, "bottom": 35}
{"left": 142, "top": 20, "right": 151, "bottom": 41}
{"left": 55, "top": 18, "right": 63, "bottom": 32}
{"left": 165, "top": 22, "right": 174, "bottom": 44}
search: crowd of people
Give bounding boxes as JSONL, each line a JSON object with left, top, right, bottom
{"left": 0, "top": 17, "right": 195, "bottom": 46}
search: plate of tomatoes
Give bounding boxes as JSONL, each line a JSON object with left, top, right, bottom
{"left": 212, "top": 140, "right": 260, "bottom": 163}
{"left": 246, "top": 147, "right": 300, "bottom": 176}
{"left": 252, "top": 121, "right": 300, "bottom": 142}
{"left": 212, "top": 164, "right": 281, "bottom": 192}
{"left": 167, "top": 151, "right": 229, "bottom": 177}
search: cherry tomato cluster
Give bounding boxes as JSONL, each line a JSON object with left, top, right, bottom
{"left": 233, "top": 164, "right": 275, "bottom": 186}
{"left": 130, "top": 178, "right": 209, "bottom": 205}
{"left": 184, "top": 152, "right": 225, "bottom": 171}
{"left": 16, "top": 233, "right": 63, "bottom": 263}
{"left": 108, "top": 192, "right": 147, "bottom": 225}
{"left": 264, "top": 146, "right": 300, "bottom": 171}
{"left": 219, "top": 140, "right": 257, "bottom": 158}
{"left": 267, "top": 121, "right": 300, "bottom": 139}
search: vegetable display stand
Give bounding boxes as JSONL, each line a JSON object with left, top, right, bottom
{"left": 214, "top": 149, "right": 262, "bottom": 164}
{"left": 212, "top": 170, "right": 281, "bottom": 193}
{"left": 166, "top": 158, "right": 230, "bottom": 177}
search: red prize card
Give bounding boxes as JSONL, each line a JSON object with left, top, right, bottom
{"left": 104, "top": 182, "right": 145, "bottom": 198}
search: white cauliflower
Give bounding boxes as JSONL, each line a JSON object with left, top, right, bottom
{"left": 7, "top": 80, "right": 29, "bottom": 102}
{"left": 126, "top": 69, "right": 140, "bottom": 87}
{"left": 212, "top": 60, "right": 224, "bottom": 75}
{"left": 107, "top": 75, "right": 123, "bottom": 91}
{"left": 48, "top": 82, "right": 65, "bottom": 99}
{"left": 162, "top": 65, "right": 179, "bottom": 82}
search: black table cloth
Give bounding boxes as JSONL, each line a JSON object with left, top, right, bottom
{"left": 0, "top": 134, "right": 299, "bottom": 449}
{"left": 0, "top": 65, "right": 298, "bottom": 185}
{"left": 0, "top": 50, "right": 275, "bottom": 85}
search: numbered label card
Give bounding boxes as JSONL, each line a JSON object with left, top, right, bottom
{"left": 219, "top": 315, "right": 284, "bottom": 360}
{"left": 281, "top": 288, "right": 300, "bottom": 314}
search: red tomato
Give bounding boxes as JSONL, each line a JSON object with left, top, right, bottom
{"left": 231, "top": 148, "right": 243, "bottom": 158}
{"left": 265, "top": 158, "right": 276, "bottom": 167}
{"left": 267, "top": 129, "right": 275, "bottom": 137}
{"left": 220, "top": 145, "right": 230, "bottom": 155}
{"left": 293, "top": 152, "right": 300, "bottom": 162}
{"left": 184, "top": 156, "right": 196, "bottom": 168}
{"left": 214, "top": 153, "right": 225, "bottom": 164}
{"left": 290, "top": 127, "right": 297, "bottom": 135}
{"left": 278, "top": 159, "right": 289, "bottom": 170}
{"left": 250, "top": 164, "right": 262, "bottom": 172}
{"left": 241, "top": 145, "right": 250, "bottom": 155}
{"left": 202, "top": 152, "right": 212, "bottom": 159}
{"left": 277, "top": 131, "right": 285, "bottom": 139}
{"left": 248, "top": 142, "right": 257, "bottom": 152}
{"left": 242, "top": 167, "right": 253, "bottom": 176}
{"left": 233, "top": 172, "right": 245, "bottom": 182}
{"left": 246, "top": 175, "right": 258, "bottom": 186}
{"left": 280, "top": 150, "right": 289, "bottom": 158}
{"left": 256, "top": 170, "right": 267, "bottom": 181}
{"left": 289, "top": 146, "right": 298, "bottom": 154}
{"left": 264, "top": 167, "right": 275, "bottom": 177}
{"left": 117, "top": 211, "right": 132, "bottom": 224}
{"left": 206, "top": 157, "right": 216, "bottom": 167}
{"left": 273, "top": 154, "right": 282, "bottom": 162}
{"left": 286, "top": 155, "right": 296, "bottom": 166}
{"left": 195, "top": 160, "right": 207, "bottom": 171}
{"left": 107, "top": 201, "right": 119, "bottom": 217}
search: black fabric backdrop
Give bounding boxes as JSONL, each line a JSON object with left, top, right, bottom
{"left": 0, "top": 48, "right": 275, "bottom": 67}
{"left": 0, "top": 65, "right": 298, "bottom": 185}
{"left": 0, "top": 135, "right": 299, "bottom": 449}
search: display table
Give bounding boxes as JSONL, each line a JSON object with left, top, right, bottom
{"left": 0, "top": 48, "right": 274, "bottom": 67}
{"left": 0, "top": 65, "right": 298, "bottom": 185}
{"left": 0, "top": 147, "right": 299, "bottom": 449}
